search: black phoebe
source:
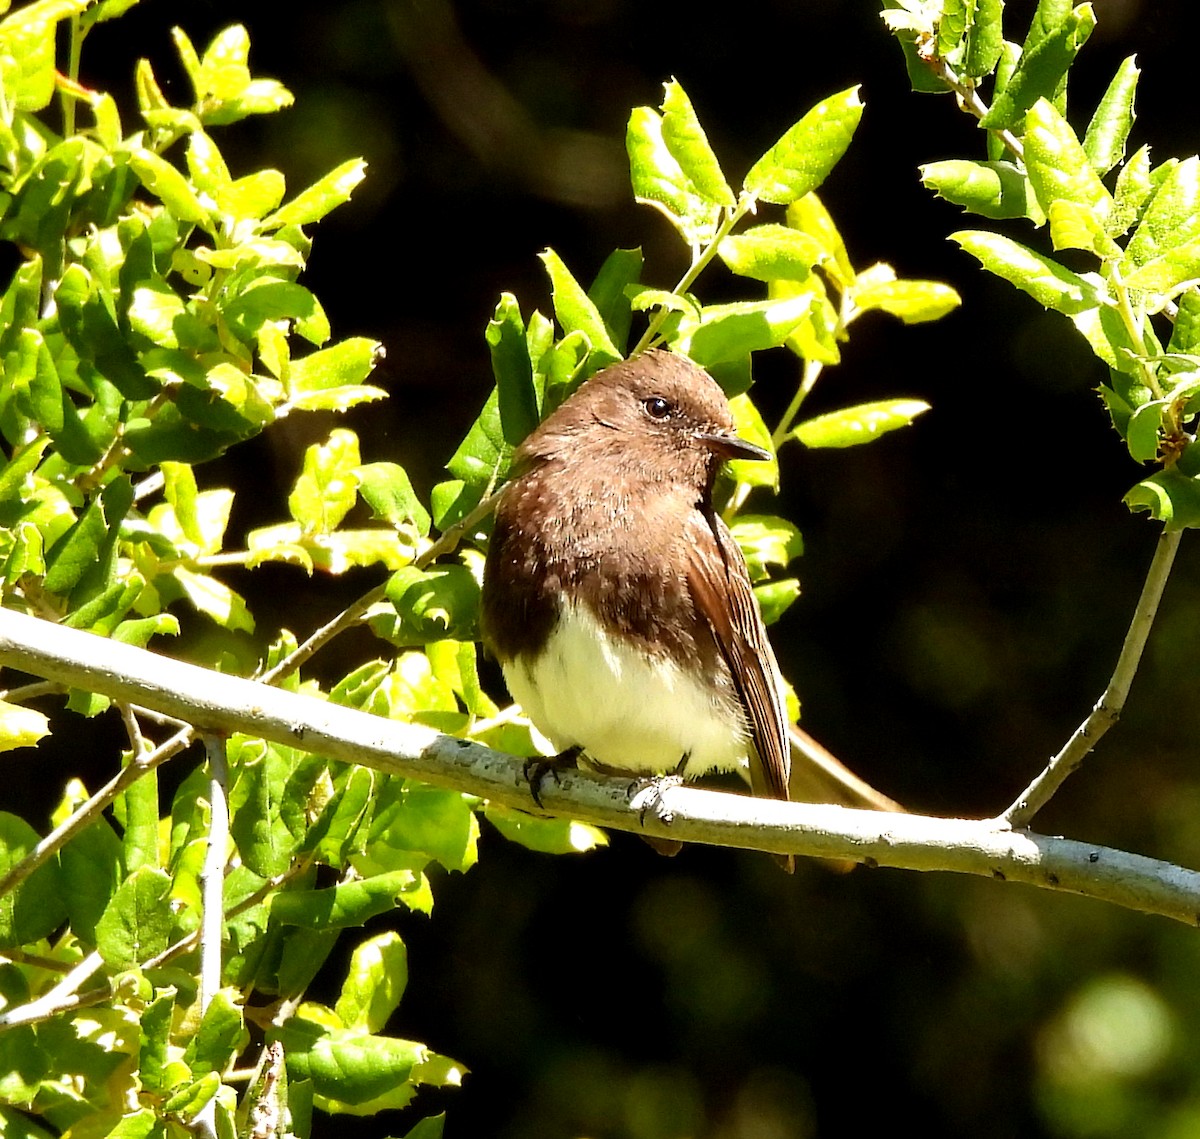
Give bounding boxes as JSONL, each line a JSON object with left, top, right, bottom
{"left": 481, "top": 349, "right": 790, "bottom": 789}
{"left": 480, "top": 350, "right": 897, "bottom": 860}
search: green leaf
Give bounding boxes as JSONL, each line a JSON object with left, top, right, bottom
{"left": 53, "top": 264, "right": 157, "bottom": 399}
{"left": 43, "top": 495, "right": 107, "bottom": 596}
{"left": 730, "top": 515, "right": 804, "bottom": 582}
{"left": 979, "top": 4, "right": 1096, "bottom": 131}
{"left": 385, "top": 564, "right": 481, "bottom": 646}
{"left": 223, "top": 279, "right": 331, "bottom": 345}
{"left": 288, "top": 429, "right": 361, "bottom": 534}
{"left": 0, "top": 811, "right": 66, "bottom": 946}
{"left": 743, "top": 87, "right": 863, "bottom": 205}
{"left": 187, "top": 989, "right": 247, "bottom": 1074}
{"left": 1123, "top": 241, "right": 1200, "bottom": 295}
{"left": 173, "top": 566, "right": 255, "bottom": 631}
{"left": 269, "top": 1017, "right": 432, "bottom": 1106}
{"left": 587, "top": 248, "right": 643, "bottom": 354}
{"left": 9, "top": 329, "right": 64, "bottom": 434}
{"left": 1023, "top": 99, "right": 1113, "bottom": 226}
{"left": 446, "top": 388, "right": 507, "bottom": 490}
{"left": 401, "top": 1116, "right": 447, "bottom": 1139}
{"left": 355, "top": 462, "right": 431, "bottom": 538}
{"left": 681, "top": 296, "right": 813, "bottom": 367}
{"left": 660, "top": 79, "right": 734, "bottom": 208}
{"left": 334, "top": 930, "right": 409, "bottom": 1033}
{"left": 229, "top": 741, "right": 308, "bottom": 878}
{"left": 271, "top": 870, "right": 430, "bottom": 929}
{"left": 1125, "top": 400, "right": 1164, "bottom": 463}
{"left": 1109, "top": 144, "right": 1153, "bottom": 238}
{"left": 1168, "top": 290, "right": 1200, "bottom": 356}
{"left": 265, "top": 158, "right": 367, "bottom": 228}
{"left": 793, "top": 399, "right": 930, "bottom": 448}
{"left": 718, "top": 224, "right": 823, "bottom": 282}
{"left": 129, "top": 149, "right": 210, "bottom": 225}
{"left": 963, "top": 0, "right": 1005, "bottom": 78}
{"left": 921, "top": 159, "right": 1032, "bottom": 220}
{"left": 1124, "top": 468, "right": 1200, "bottom": 530}
{"left": 93, "top": 866, "right": 173, "bottom": 967}
{"left": 1083, "top": 55, "right": 1139, "bottom": 176}
{"left": 368, "top": 783, "right": 478, "bottom": 872}
{"left": 952, "top": 230, "right": 1102, "bottom": 314}
{"left": 626, "top": 105, "right": 722, "bottom": 247}
{"left": 0, "top": 701, "right": 50, "bottom": 752}
{"left": 1124, "top": 157, "right": 1200, "bottom": 270}
{"left": 539, "top": 249, "right": 621, "bottom": 367}
{"left": 483, "top": 805, "right": 608, "bottom": 854}
{"left": 486, "top": 293, "right": 539, "bottom": 446}
{"left": 786, "top": 193, "right": 855, "bottom": 289}
{"left": 851, "top": 275, "right": 961, "bottom": 323}
{"left": 754, "top": 577, "right": 801, "bottom": 625}
{"left": 288, "top": 337, "right": 384, "bottom": 404}
{"left": 310, "top": 767, "right": 376, "bottom": 867}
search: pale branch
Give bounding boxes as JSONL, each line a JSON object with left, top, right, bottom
{"left": 1000, "top": 528, "right": 1182, "bottom": 829}
{"left": 3, "top": 608, "right": 1200, "bottom": 926}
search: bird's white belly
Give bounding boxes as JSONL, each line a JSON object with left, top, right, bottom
{"left": 502, "top": 600, "right": 749, "bottom": 777}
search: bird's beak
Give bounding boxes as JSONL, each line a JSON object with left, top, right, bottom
{"left": 696, "top": 429, "right": 771, "bottom": 463}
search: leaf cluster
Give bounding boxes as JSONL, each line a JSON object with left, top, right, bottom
{"left": 885, "top": 0, "right": 1200, "bottom": 528}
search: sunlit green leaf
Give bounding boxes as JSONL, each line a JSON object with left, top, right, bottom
{"left": 93, "top": 865, "right": 172, "bottom": 967}
{"left": 952, "top": 230, "right": 1102, "bottom": 314}
{"left": 0, "top": 812, "right": 66, "bottom": 947}
{"left": 1124, "top": 467, "right": 1200, "bottom": 530}
{"left": 1083, "top": 55, "right": 1139, "bottom": 176}
{"left": 265, "top": 158, "right": 367, "bottom": 228}
{"left": 335, "top": 931, "right": 409, "bottom": 1034}
{"left": 483, "top": 805, "right": 608, "bottom": 854}
{"left": 744, "top": 87, "right": 862, "bottom": 205}
{"left": 718, "top": 224, "right": 823, "bottom": 282}
{"left": 793, "top": 399, "right": 930, "bottom": 448}
{"left": 979, "top": 4, "right": 1096, "bottom": 131}
{"left": 920, "top": 159, "right": 1032, "bottom": 220}
{"left": 660, "top": 79, "right": 734, "bottom": 208}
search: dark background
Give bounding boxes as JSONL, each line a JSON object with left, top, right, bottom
{"left": 57, "top": 1, "right": 1200, "bottom": 1136}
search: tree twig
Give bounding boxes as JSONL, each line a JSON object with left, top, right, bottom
{"left": 258, "top": 488, "right": 502, "bottom": 686}
{"left": 199, "top": 735, "right": 229, "bottom": 1013}
{"left": 1000, "top": 528, "right": 1182, "bottom": 829}
{"left": 3, "top": 608, "right": 1200, "bottom": 926}
{"left": 0, "top": 722, "right": 194, "bottom": 900}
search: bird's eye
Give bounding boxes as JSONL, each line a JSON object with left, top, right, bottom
{"left": 643, "top": 396, "right": 672, "bottom": 420}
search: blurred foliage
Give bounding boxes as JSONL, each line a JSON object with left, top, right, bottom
{"left": 3, "top": 0, "right": 1200, "bottom": 1138}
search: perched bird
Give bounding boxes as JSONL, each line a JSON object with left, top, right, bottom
{"left": 481, "top": 350, "right": 897, "bottom": 863}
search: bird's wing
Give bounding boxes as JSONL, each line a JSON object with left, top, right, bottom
{"left": 685, "top": 511, "right": 791, "bottom": 801}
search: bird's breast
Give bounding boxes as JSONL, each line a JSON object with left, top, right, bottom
{"left": 503, "top": 598, "right": 749, "bottom": 778}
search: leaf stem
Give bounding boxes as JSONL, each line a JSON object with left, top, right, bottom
{"left": 632, "top": 196, "right": 753, "bottom": 356}
{"left": 1000, "top": 527, "right": 1182, "bottom": 828}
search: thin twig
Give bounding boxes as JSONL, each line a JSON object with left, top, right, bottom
{"left": 925, "top": 56, "right": 1025, "bottom": 162}
{"left": 259, "top": 487, "right": 502, "bottom": 686}
{"left": 0, "top": 950, "right": 105, "bottom": 1029}
{"left": 0, "top": 724, "right": 194, "bottom": 900}
{"left": 199, "top": 735, "right": 229, "bottom": 1013}
{"left": 1000, "top": 528, "right": 1182, "bottom": 828}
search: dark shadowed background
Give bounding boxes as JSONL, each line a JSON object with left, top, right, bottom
{"left": 30, "top": 1, "right": 1200, "bottom": 1136}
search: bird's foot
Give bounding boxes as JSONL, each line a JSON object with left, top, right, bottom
{"left": 627, "top": 773, "right": 686, "bottom": 857}
{"left": 628, "top": 772, "right": 685, "bottom": 826}
{"left": 523, "top": 747, "right": 581, "bottom": 808}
